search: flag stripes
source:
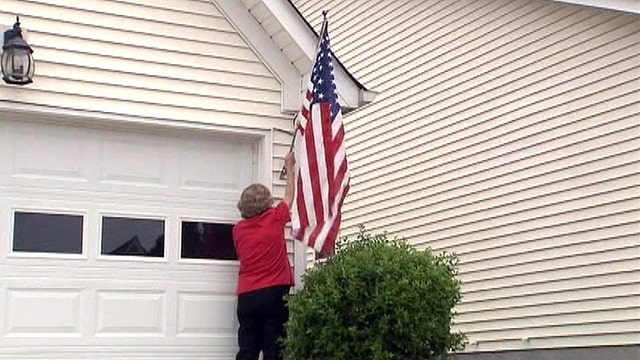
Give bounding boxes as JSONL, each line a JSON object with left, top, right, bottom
{"left": 291, "top": 20, "right": 350, "bottom": 253}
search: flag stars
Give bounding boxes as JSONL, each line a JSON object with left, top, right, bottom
{"left": 306, "top": 25, "right": 343, "bottom": 118}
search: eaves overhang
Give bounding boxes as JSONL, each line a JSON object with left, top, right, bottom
{"left": 214, "top": 0, "right": 375, "bottom": 114}
{"left": 550, "top": 0, "right": 639, "bottom": 14}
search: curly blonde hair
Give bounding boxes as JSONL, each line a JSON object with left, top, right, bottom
{"left": 237, "top": 183, "right": 274, "bottom": 219}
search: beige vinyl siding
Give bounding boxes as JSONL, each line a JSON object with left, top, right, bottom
{"left": 294, "top": 0, "right": 640, "bottom": 352}
{"left": 0, "top": 0, "right": 290, "bottom": 129}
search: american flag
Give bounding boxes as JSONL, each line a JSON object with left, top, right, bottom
{"left": 291, "top": 20, "right": 350, "bottom": 254}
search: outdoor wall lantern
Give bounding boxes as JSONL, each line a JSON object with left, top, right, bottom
{"left": 2, "top": 16, "right": 34, "bottom": 85}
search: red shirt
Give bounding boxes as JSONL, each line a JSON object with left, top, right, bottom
{"left": 233, "top": 202, "right": 294, "bottom": 295}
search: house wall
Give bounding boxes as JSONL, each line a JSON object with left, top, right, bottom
{"left": 1, "top": 0, "right": 289, "bottom": 128}
{"left": 294, "top": 0, "right": 640, "bottom": 356}
{"left": 0, "top": 0, "right": 295, "bottom": 243}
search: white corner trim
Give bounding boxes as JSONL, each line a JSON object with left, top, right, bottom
{"left": 293, "top": 237, "right": 307, "bottom": 292}
{"left": 212, "top": 0, "right": 302, "bottom": 112}
{"left": 550, "top": 0, "right": 639, "bottom": 13}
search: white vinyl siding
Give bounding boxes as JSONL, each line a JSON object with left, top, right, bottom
{"left": 295, "top": 0, "right": 639, "bottom": 353}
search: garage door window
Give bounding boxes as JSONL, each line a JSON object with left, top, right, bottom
{"left": 13, "top": 212, "right": 83, "bottom": 254}
{"left": 101, "top": 216, "right": 164, "bottom": 257}
{"left": 181, "top": 222, "right": 237, "bottom": 260}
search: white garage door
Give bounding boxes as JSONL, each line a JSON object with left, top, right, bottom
{"left": 0, "top": 117, "right": 259, "bottom": 359}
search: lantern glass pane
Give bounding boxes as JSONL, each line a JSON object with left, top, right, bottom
{"left": 10, "top": 50, "right": 27, "bottom": 77}
{"left": 1, "top": 51, "right": 9, "bottom": 78}
{"left": 1, "top": 48, "right": 34, "bottom": 83}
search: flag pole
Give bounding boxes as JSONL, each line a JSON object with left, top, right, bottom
{"left": 278, "top": 11, "right": 330, "bottom": 181}
{"left": 278, "top": 114, "right": 298, "bottom": 180}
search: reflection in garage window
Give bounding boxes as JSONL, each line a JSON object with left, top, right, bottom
{"left": 101, "top": 217, "right": 164, "bottom": 257}
{"left": 13, "top": 212, "right": 83, "bottom": 254}
{"left": 181, "top": 222, "right": 237, "bottom": 260}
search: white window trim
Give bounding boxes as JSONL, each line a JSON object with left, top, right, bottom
{"left": 176, "top": 215, "right": 240, "bottom": 266}
{"left": 96, "top": 211, "right": 170, "bottom": 264}
{"left": 7, "top": 206, "right": 88, "bottom": 260}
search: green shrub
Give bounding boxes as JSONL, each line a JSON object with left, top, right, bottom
{"left": 283, "top": 227, "right": 466, "bottom": 360}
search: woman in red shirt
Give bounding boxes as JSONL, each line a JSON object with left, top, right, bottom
{"left": 233, "top": 152, "right": 295, "bottom": 360}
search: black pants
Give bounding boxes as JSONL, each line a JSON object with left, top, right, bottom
{"left": 236, "top": 285, "right": 290, "bottom": 360}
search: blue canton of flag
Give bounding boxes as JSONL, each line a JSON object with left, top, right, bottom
{"left": 310, "top": 31, "right": 341, "bottom": 123}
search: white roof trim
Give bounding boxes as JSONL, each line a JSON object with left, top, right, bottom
{"left": 261, "top": 0, "right": 375, "bottom": 110}
{"left": 550, "top": 0, "right": 639, "bottom": 14}
{"left": 213, "top": 0, "right": 374, "bottom": 113}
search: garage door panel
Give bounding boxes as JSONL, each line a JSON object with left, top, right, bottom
{"left": 1, "top": 267, "right": 240, "bottom": 352}
{"left": 2, "top": 286, "right": 239, "bottom": 338}
{"left": 177, "top": 292, "right": 238, "bottom": 336}
{"left": 0, "top": 118, "right": 254, "bottom": 358}
{"left": 100, "top": 137, "right": 169, "bottom": 187}
{"left": 9, "top": 123, "right": 90, "bottom": 182}
{"left": 179, "top": 140, "right": 256, "bottom": 192}
{"left": 5, "top": 288, "right": 82, "bottom": 337}
{"left": 95, "top": 290, "right": 166, "bottom": 337}
{"left": 1, "top": 120, "right": 257, "bottom": 197}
